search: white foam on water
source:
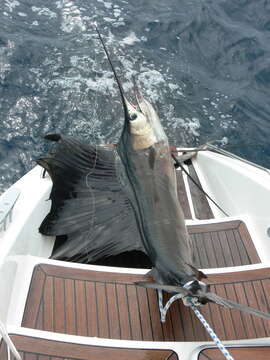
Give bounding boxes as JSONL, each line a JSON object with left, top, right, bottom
{"left": 104, "top": 1, "right": 112, "bottom": 9}
{"left": 164, "top": 103, "right": 201, "bottom": 138}
{"left": 113, "top": 8, "right": 121, "bottom": 18}
{"left": 5, "top": 97, "right": 39, "bottom": 140}
{"left": 57, "top": 0, "right": 86, "bottom": 33}
{"left": 121, "top": 32, "right": 140, "bottom": 46}
{"left": 5, "top": 0, "right": 19, "bottom": 12}
{"left": 103, "top": 16, "right": 125, "bottom": 27}
{"left": 51, "top": 69, "right": 117, "bottom": 96}
{"left": 31, "top": 6, "right": 57, "bottom": 19}
{"left": 184, "top": 117, "right": 201, "bottom": 137}
{"left": 220, "top": 136, "right": 228, "bottom": 146}
{"left": 220, "top": 119, "right": 237, "bottom": 130}
{"left": 137, "top": 69, "right": 166, "bottom": 102}
{"left": 0, "top": 40, "right": 15, "bottom": 81}
{"left": 168, "top": 82, "right": 184, "bottom": 96}
{"left": 171, "top": 116, "right": 201, "bottom": 137}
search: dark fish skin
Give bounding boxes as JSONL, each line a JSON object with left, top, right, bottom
{"left": 95, "top": 27, "right": 198, "bottom": 286}
{"left": 148, "top": 146, "right": 156, "bottom": 170}
{"left": 117, "top": 125, "right": 196, "bottom": 286}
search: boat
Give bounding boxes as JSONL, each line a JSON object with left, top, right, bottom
{"left": 1, "top": 142, "right": 270, "bottom": 360}
{"left": 1, "top": 27, "right": 270, "bottom": 360}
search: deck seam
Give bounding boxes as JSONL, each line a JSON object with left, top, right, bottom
{"left": 202, "top": 232, "right": 211, "bottom": 268}
{"left": 209, "top": 231, "right": 219, "bottom": 267}
{"left": 135, "top": 285, "right": 144, "bottom": 340}
{"left": 73, "top": 279, "right": 78, "bottom": 336}
{"left": 94, "top": 282, "right": 99, "bottom": 337}
{"left": 83, "top": 281, "right": 89, "bottom": 337}
{"left": 115, "top": 283, "right": 122, "bottom": 339}
{"left": 125, "top": 284, "right": 133, "bottom": 340}
{"left": 224, "top": 284, "right": 238, "bottom": 338}
{"left": 234, "top": 283, "right": 248, "bottom": 338}
{"left": 33, "top": 270, "right": 46, "bottom": 330}
{"left": 104, "top": 283, "right": 110, "bottom": 339}
{"left": 224, "top": 229, "right": 235, "bottom": 267}
{"left": 236, "top": 225, "right": 252, "bottom": 264}
{"left": 252, "top": 280, "right": 268, "bottom": 336}
{"left": 243, "top": 282, "right": 258, "bottom": 338}
{"left": 145, "top": 287, "right": 154, "bottom": 341}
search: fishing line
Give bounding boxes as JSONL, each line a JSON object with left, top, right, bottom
{"left": 171, "top": 153, "right": 229, "bottom": 217}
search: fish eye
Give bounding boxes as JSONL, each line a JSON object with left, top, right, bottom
{"left": 130, "top": 113, "right": 137, "bottom": 121}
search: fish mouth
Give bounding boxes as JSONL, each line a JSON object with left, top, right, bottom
{"left": 124, "top": 96, "right": 141, "bottom": 121}
{"left": 95, "top": 27, "right": 157, "bottom": 149}
{"left": 123, "top": 96, "right": 156, "bottom": 150}
{"left": 124, "top": 76, "right": 148, "bottom": 123}
{"left": 132, "top": 76, "right": 145, "bottom": 113}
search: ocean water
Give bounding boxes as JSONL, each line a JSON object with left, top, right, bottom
{"left": 1, "top": 0, "right": 270, "bottom": 192}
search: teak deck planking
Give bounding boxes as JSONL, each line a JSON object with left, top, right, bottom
{"left": 187, "top": 163, "right": 214, "bottom": 220}
{"left": 0, "top": 335, "right": 178, "bottom": 360}
{"left": 176, "top": 164, "right": 214, "bottom": 220}
{"left": 22, "top": 264, "right": 270, "bottom": 342}
{"left": 199, "top": 346, "right": 270, "bottom": 360}
{"left": 189, "top": 220, "right": 260, "bottom": 268}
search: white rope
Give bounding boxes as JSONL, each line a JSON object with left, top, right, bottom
{"left": 158, "top": 289, "right": 184, "bottom": 322}
{"left": 157, "top": 291, "right": 235, "bottom": 360}
{"left": 190, "top": 304, "right": 235, "bottom": 360}
{"left": 0, "top": 320, "right": 22, "bottom": 360}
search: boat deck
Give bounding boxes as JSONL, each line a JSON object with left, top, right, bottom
{"left": 22, "top": 263, "right": 270, "bottom": 342}
{"left": 0, "top": 335, "right": 178, "bottom": 360}
{"left": 199, "top": 346, "right": 270, "bottom": 360}
{"left": 2, "top": 153, "right": 270, "bottom": 360}
{"left": 176, "top": 164, "right": 214, "bottom": 220}
{"left": 1, "top": 336, "right": 269, "bottom": 360}
{"left": 189, "top": 220, "right": 260, "bottom": 268}
{"left": 176, "top": 162, "right": 261, "bottom": 267}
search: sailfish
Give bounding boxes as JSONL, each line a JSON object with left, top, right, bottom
{"left": 37, "top": 28, "right": 270, "bottom": 321}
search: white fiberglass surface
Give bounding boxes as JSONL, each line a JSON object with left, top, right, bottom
{"left": 0, "top": 166, "right": 54, "bottom": 324}
{"left": 194, "top": 150, "right": 270, "bottom": 262}
{"left": 0, "top": 166, "right": 54, "bottom": 261}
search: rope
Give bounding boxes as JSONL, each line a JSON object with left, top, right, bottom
{"left": 157, "top": 291, "right": 235, "bottom": 360}
{"left": 158, "top": 290, "right": 184, "bottom": 322}
{"left": 0, "top": 320, "right": 22, "bottom": 360}
{"left": 190, "top": 303, "right": 235, "bottom": 360}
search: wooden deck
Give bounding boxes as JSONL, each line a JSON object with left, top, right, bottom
{"left": 22, "top": 264, "right": 270, "bottom": 341}
{"left": 199, "top": 346, "right": 270, "bottom": 360}
{"left": 187, "top": 164, "right": 214, "bottom": 220}
{"left": 176, "top": 170, "right": 192, "bottom": 219}
{"left": 189, "top": 220, "right": 260, "bottom": 268}
{"left": 0, "top": 335, "right": 178, "bottom": 360}
{"left": 176, "top": 165, "right": 214, "bottom": 220}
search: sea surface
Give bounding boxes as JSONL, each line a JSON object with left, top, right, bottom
{"left": 1, "top": 0, "right": 270, "bottom": 192}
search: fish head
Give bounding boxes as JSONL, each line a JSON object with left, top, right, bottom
{"left": 123, "top": 91, "right": 168, "bottom": 152}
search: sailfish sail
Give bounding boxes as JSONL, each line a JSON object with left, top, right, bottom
{"left": 38, "top": 134, "right": 146, "bottom": 263}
